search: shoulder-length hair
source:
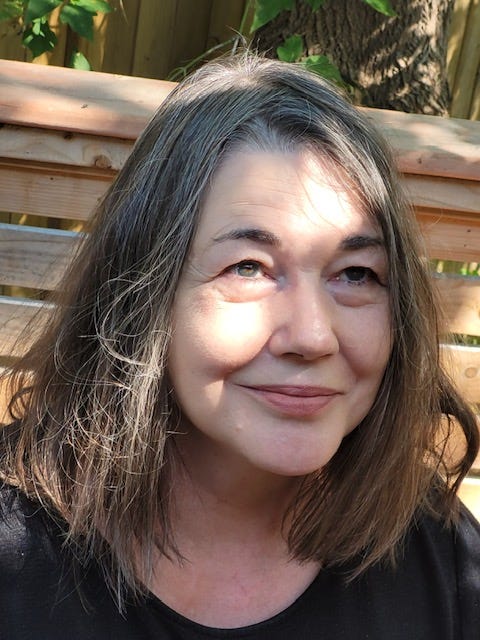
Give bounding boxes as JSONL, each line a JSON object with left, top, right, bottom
{"left": 1, "top": 54, "right": 478, "bottom": 606}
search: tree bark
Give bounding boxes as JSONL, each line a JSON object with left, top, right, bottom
{"left": 253, "top": 0, "right": 453, "bottom": 115}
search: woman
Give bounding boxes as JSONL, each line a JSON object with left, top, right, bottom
{"left": 0, "top": 55, "right": 479, "bottom": 639}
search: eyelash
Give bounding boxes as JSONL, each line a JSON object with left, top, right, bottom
{"left": 336, "top": 266, "right": 380, "bottom": 286}
{"left": 227, "top": 260, "right": 264, "bottom": 278}
{"left": 227, "top": 262, "right": 381, "bottom": 286}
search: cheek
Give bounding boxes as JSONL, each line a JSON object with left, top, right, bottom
{"left": 169, "top": 293, "right": 271, "bottom": 376}
{"left": 342, "top": 309, "right": 392, "bottom": 378}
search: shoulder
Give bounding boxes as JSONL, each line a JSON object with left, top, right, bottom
{"left": 0, "top": 482, "right": 123, "bottom": 638}
{"left": 452, "top": 504, "right": 480, "bottom": 635}
{"left": 453, "top": 500, "right": 480, "bottom": 558}
{"left": 412, "top": 501, "right": 480, "bottom": 637}
{"left": 0, "top": 481, "right": 63, "bottom": 577}
{"left": 413, "top": 499, "right": 480, "bottom": 565}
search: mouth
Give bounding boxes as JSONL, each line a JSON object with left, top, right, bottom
{"left": 239, "top": 384, "right": 340, "bottom": 417}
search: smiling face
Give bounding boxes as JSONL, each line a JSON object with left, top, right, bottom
{"left": 168, "top": 149, "right": 392, "bottom": 479}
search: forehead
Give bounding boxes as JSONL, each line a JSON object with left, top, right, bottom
{"left": 194, "top": 149, "right": 378, "bottom": 248}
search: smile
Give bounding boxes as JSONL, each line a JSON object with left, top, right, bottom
{"left": 239, "top": 385, "right": 340, "bottom": 418}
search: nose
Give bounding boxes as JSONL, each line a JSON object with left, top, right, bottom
{"left": 268, "top": 281, "right": 340, "bottom": 361}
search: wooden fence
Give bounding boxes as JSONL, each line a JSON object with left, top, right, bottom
{"left": 0, "top": 0, "right": 247, "bottom": 80}
{"left": 0, "top": 0, "right": 479, "bottom": 119}
{"left": 0, "top": 59, "right": 479, "bottom": 515}
{"left": 448, "top": 0, "right": 480, "bottom": 119}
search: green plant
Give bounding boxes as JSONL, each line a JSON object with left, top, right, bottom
{"left": 168, "top": 0, "right": 396, "bottom": 85}
{"left": 253, "top": 0, "right": 395, "bottom": 83}
{"left": 0, "top": 0, "right": 112, "bottom": 68}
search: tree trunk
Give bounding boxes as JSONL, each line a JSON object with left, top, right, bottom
{"left": 253, "top": 0, "right": 453, "bottom": 115}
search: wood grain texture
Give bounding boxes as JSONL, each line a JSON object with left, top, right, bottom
{"left": 207, "top": 0, "right": 246, "bottom": 48}
{"left": 434, "top": 276, "right": 480, "bottom": 338}
{"left": 0, "top": 223, "right": 78, "bottom": 290}
{"left": 447, "top": 0, "right": 471, "bottom": 92}
{"left": 0, "top": 60, "right": 175, "bottom": 139}
{"left": 403, "top": 175, "right": 480, "bottom": 215}
{"left": 450, "top": 0, "right": 480, "bottom": 119}
{"left": 0, "top": 297, "right": 52, "bottom": 358}
{"left": 132, "top": 0, "right": 178, "bottom": 79}
{"left": 441, "top": 344, "right": 480, "bottom": 404}
{"left": 0, "top": 125, "right": 132, "bottom": 172}
{"left": 365, "top": 108, "right": 480, "bottom": 181}
{"left": 0, "top": 164, "right": 110, "bottom": 220}
{"left": 1, "top": 60, "right": 479, "bottom": 181}
{"left": 420, "top": 215, "right": 480, "bottom": 262}
{"left": 102, "top": 0, "right": 142, "bottom": 76}
{"left": 2, "top": 133, "right": 480, "bottom": 225}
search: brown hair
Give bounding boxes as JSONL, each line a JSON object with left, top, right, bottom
{"left": 1, "top": 54, "right": 478, "bottom": 606}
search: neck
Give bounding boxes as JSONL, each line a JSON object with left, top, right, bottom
{"left": 170, "top": 430, "right": 302, "bottom": 552}
{"left": 145, "top": 433, "right": 320, "bottom": 628}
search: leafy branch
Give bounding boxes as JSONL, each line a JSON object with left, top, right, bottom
{"left": 167, "top": 0, "right": 396, "bottom": 85}
{"left": 252, "top": 0, "right": 396, "bottom": 85}
{"left": 0, "top": 0, "right": 112, "bottom": 68}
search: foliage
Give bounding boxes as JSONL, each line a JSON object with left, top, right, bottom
{"left": 251, "top": 0, "right": 396, "bottom": 85}
{"left": 0, "top": 0, "right": 111, "bottom": 67}
{"left": 168, "top": 0, "right": 396, "bottom": 85}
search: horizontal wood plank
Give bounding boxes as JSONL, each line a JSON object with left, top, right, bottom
{"left": 441, "top": 344, "right": 480, "bottom": 404}
{"left": 0, "top": 296, "right": 52, "bottom": 358}
{"left": 0, "top": 164, "right": 109, "bottom": 220}
{"left": 0, "top": 124, "right": 132, "bottom": 172}
{"left": 0, "top": 59, "right": 175, "bottom": 139}
{"left": 0, "top": 60, "right": 479, "bottom": 183}
{"left": 1, "top": 163, "right": 479, "bottom": 224}
{"left": 0, "top": 223, "right": 79, "bottom": 290}
{"left": 419, "top": 215, "right": 480, "bottom": 262}
{"left": 363, "top": 107, "right": 480, "bottom": 182}
{"left": 403, "top": 174, "right": 480, "bottom": 216}
{"left": 434, "top": 276, "right": 480, "bottom": 337}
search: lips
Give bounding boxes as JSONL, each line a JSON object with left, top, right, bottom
{"left": 239, "top": 384, "right": 340, "bottom": 417}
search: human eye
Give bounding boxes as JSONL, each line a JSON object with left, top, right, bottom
{"left": 227, "top": 260, "right": 264, "bottom": 279}
{"left": 216, "top": 258, "right": 276, "bottom": 302}
{"left": 328, "top": 263, "right": 387, "bottom": 307}
{"left": 338, "top": 266, "right": 379, "bottom": 286}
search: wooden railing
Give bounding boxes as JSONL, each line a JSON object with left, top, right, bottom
{"left": 0, "top": 59, "right": 479, "bottom": 510}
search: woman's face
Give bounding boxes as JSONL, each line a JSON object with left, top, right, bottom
{"left": 168, "top": 149, "right": 392, "bottom": 478}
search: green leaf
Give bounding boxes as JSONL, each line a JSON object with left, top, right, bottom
{"left": 70, "top": 49, "right": 91, "bottom": 69}
{"left": 250, "top": 0, "right": 294, "bottom": 32}
{"left": 60, "top": 3, "right": 94, "bottom": 39}
{"left": 0, "top": 0, "right": 24, "bottom": 21}
{"left": 302, "top": 54, "right": 344, "bottom": 85}
{"left": 22, "top": 18, "right": 57, "bottom": 57}
{"left": 31, "top": 16, "right": 42, "bottom": 33}
{"left": 305, "top": 0, "right": 326, "bottom": 10}
{"left": 276, "top": 34, "right": 303, "bottom": 63}
{"left": 71, "top": 0, "right": 112, "bottom": 14}
{"left": 25, "top": 0, "right": 61, "bottom": 23}
{"left": 361, "top": 0, "right": 396, "bottom": 17}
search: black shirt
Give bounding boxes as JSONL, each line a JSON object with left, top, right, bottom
{"left": 0, "top": 482, "right": 479, "bottom": 640}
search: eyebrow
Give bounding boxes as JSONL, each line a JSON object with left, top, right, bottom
{"left": 340, "top": 234, "right": 385, "bottom": 251}
{"left": 212, "top": 227, "right": 384, "bottom": 252}
{"left": 212, "top": 228, "right": 280, "bottom": 247}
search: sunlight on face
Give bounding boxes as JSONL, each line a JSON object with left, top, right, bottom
{"left": 169, "top": 149, "right": 392, "bottom": 480}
